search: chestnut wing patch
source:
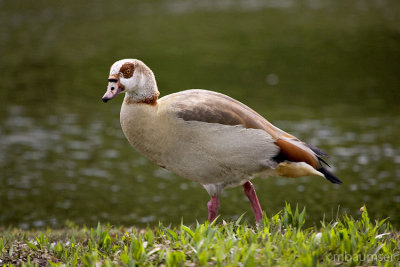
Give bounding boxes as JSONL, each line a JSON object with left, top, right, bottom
{"left": 273, "top": 138, "right": 320, "bottom": 169}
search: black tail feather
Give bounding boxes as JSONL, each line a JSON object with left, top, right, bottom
{"left": 306, "top": 143, "right": 328, "bottom": 157}
{"left": 317, "top": 156, "right": 331, "bottom": 168}
{"left": 318, "top": 167, "right": 342, "bottom": 184}
{"left": 305, "top": 143, "right": 332, "bottom": 167}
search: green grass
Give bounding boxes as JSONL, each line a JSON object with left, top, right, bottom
{"left": 1, "top": 205, "right": 398, "bottom": 266}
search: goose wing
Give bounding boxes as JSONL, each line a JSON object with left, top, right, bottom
{"left": 159, "top": 89, "right": 341, "bottom": 184}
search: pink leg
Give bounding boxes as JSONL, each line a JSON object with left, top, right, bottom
{"left": 243, "top": 181, "right": 263, "bottom": 222}
{"left": 207, "top": 196, "right": 220, "bottom": 222}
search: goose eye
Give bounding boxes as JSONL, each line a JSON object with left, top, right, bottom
{"left": 120, "top": 62, "right": 135, "bottom": 78}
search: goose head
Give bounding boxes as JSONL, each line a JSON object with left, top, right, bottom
{"left": 102, "top": 59, "right": 159, "bottom": 103}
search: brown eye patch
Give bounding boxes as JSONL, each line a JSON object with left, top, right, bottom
{"left": 120, "top": 62, "right": 135, "bottom": 79}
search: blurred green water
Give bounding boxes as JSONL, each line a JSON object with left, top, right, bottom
{"left": 0, "top": 0, "right": 399, "bottom": 228}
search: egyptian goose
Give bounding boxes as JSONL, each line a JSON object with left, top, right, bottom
{"left": 102, "top": 59, "right": 341, "bottom": 223}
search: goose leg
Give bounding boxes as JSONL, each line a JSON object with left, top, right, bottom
{"left": 243, "top": 181, "right": 263, "bottom": 222}
{"left": 207, "top": 196, "right": 220, "bottom": 222}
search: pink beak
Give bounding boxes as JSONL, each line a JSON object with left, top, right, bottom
{"left": 102, "top": 76, "right": 124, "bottom": 103}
